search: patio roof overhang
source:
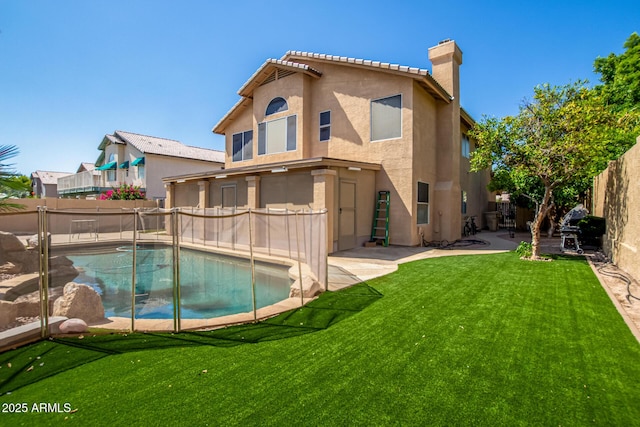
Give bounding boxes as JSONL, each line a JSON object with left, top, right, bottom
{"left": 162, "top": 157, "right": 381, "bottom": 184}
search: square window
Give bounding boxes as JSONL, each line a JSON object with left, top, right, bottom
{"left": 371, "top": 94, "right": 402, "bottom": 141}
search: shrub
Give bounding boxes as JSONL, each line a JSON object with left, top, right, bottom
{"left": 516, "top": 241, "right": 533, "bottom": 258}
{"left": 578, "top": 215, "right": 606, "bottom": 247}
{"left": 100, "top": 184, "right": 145, "bottom": 200}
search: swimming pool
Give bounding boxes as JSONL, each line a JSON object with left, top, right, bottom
{"left": 64, "top": 244, "right": 293, "bottom": 319}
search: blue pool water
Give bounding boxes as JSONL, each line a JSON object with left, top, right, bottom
{"left": 66, "top": 245, "right": 292, "bottom": 319}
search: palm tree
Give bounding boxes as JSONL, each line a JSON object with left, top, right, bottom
{"left": 0, "top": 145, "right": 25, "bottom": 211}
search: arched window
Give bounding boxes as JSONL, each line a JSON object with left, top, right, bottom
{"left": 265, "top": 97, "right": 288, "bottom": 116}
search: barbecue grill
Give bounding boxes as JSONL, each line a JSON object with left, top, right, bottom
{"left": 560, "top": 204, "right": 589, "bottom": 254}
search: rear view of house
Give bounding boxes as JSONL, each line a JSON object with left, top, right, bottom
{"left": 164, "top": 40, "right": 492, "bottom": 252}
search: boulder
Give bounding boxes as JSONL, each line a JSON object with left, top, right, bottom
{"left": 0, "top": 231, "right": 26, "bottom": 264}
{"left": 13, "top": 286, "right": 64, "bottom": 317}
{"left": 53, "top": 282, "right": 105, "bottom": 323}
{"left": 289, "top": 276, "right": 323, "bottom": 299}
{"left": 26, "top": 232, "right": 51, "bottom": 249}
{"left": 7, "top": 249, "right": 39, "bottom": 273}
{"left": 0, "top": 300, "right": 17, "bottom": 327}
{"left": 59, "top": 318, "right": 88, "bottom": 334}
{"left": 0, "top": 261, "right": 22, "bottom": 275}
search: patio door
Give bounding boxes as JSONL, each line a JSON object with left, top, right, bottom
{"left": 338, "top": 180, "right": 357, "bottom": 250}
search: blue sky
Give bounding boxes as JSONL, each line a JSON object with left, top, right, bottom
{"left": 1, "top": 0, "right": 638, "bottom": 175}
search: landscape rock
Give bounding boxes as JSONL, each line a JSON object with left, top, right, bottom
{"left": 59, "top": 318, "right": 89, "bottom": 334}
{"left": 13, "top": 287, "right": 64, "bottom": 317}
{"left": 290, "top": 276, "right": 323, "bottom": 299}
{"left": 0, "top": 231, "right": 26, "bottom": 264}
{"left": 53, "top": 282, "right": 105, "bottom": 323}
{"left": 0, "top": 261, "right": 22, "bottom": 275}
{"left": 7, "top": 249, "right": 39, "bottom": 273}
{"left": 26, "top": 232, "right": 51, "bottom": 249}
{"left": 0, "top": 300, "right": 17, "bottom": 327}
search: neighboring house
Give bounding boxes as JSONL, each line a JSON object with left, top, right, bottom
{"left": 30, "top": 170, "right": 72, "bottom": 198}
{"left": 61, "top": 131, "right": 225, "bottom": 201}
{"left": 164, "top": 40, "right": 492, "bottom": 252}
{"left": 57, "top": 162, "right": 101, "bottom": 198}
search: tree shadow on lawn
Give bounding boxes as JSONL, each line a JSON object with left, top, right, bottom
{"left": 0, "top": 283, "right": 382, "bottom": 395}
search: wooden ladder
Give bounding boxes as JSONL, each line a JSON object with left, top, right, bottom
{"left": 370, "top": 191, "right": 390, "bottom": 246}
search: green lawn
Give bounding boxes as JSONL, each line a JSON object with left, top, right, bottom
{"left": 1, "top": 252, "right": 639, "bottom": 426}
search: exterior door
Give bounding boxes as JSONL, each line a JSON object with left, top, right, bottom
{"left": 338, "top": 180, "right": 357, "bottom": 250}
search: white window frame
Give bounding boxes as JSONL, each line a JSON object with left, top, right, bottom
{"left": 417, "top": 181, "right": 429, "bottom": 225}
{"left": 265, "top": 97, "right": 288, "bottom": 116}
{"left": 319, "top": 110, "right": 331, "bottom": 142}
{"left": 371, "top": 94, "right": 402, "bottom": 142}
{"left": 232, "top": 130, "right": 253, "bottom": 162}
{"left": 258, "top": 115, "right": 297, "bottom": 155}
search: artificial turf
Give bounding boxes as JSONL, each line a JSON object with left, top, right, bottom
{"left": 1, "top": 252, "right": 639, "bottom": 426}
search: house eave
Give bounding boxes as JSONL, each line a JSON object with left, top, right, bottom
{"left": 163, "top": 157, "right": 381, "bottom": 183}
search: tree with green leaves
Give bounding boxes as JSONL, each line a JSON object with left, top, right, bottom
{"left": 484, "top": 33, "right": 640, "bottom": 239}
{"left": 594, "top": 32, "right": 640, "bottom": 112}
{"left": 0, "top": 145, "right": 25, "bottom": 211}
{"left": 469, "top": 81, "right": 637, "bottom": 259}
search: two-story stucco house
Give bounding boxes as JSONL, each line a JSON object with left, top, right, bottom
{"left": 91, "top": 130, "right": 225, "bottom": 201}
{"left": 164, "top": 40, "right": 492, "bottom": 252}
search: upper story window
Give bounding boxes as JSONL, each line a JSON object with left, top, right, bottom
{"left": 232, "top": 130, "right": 253, "bottom": 162}
{"left": 371, "top": 94, "right": 402, "bottom": 142}
{"left": 265, "top": 97, "right": 288, "bottom": 116}
{"left": 461, "top": 134, "right": 470, "bottom": 158}
{"left": 319, "top": 111, "right": 331, "bottom": 142}
{"left": 258, "top": 115, "right": 297, "bottom": 155}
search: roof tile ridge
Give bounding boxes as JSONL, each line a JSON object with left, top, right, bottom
{"left": 115, "top": 130, "right": 182, "bottom": 144}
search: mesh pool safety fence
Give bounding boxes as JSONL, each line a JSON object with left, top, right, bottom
{"left": 0, "top": 207, "right": 328, "bottom": 350}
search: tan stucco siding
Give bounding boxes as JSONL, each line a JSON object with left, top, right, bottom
{"left": 333, "top": 167, "right": 376, "bottom": 248}
{"left": 224, "top": 73, "right": 309, "bottom": 169}
{"left": 174, "top": 182, "right": 199, "bottom": 207}
{"left": 207, "top": 178, "right": 249, "bottom": 209}
{"left": 259, "top": 172, "right": 314, "bottom": 210}
{"left": 145, "top": 155, "right": 222, "bottom": 201}
{"left": 304, "top": 62, "right": 415, "bottom": 164}
{"left": 412, "top": 82, "right": 440, "bottom": 243}
{"left": 223, "top": 102, "right": 254, "bottom": 168}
